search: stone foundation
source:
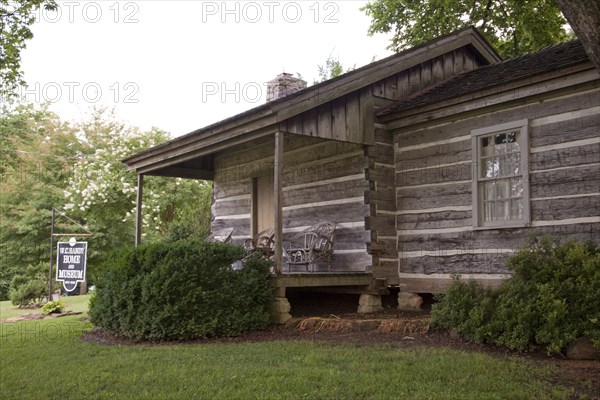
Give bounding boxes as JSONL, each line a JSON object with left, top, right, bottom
{"left": 398, "top": 292, "right": 423, "bottom": 311}
{"left": 357, "top": 294, "right": 384, "bottom": 314}
{"left": 270, "top": 297, "right": 292, "bottom": 324}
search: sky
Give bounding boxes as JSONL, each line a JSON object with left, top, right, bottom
{"left": 20, "top": 0, "right": 393, "bottom": 137}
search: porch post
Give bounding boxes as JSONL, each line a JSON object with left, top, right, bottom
{"left": 135, "top": 173, "right": 144, "bottom": 247}
{"left": 274, "top": 131, "right": 284, "bottom": 274}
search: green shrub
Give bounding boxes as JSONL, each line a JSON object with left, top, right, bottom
{"left": 9, "top": 280, "right": 47, "bottom": 307}
{"left": 42, "top": 300, "right": 64, "bottom": 315}
{"left": 0, "top": 275, "right": 10, "bottom": 302}
{"left": 9, "top": 263, "right": 48, "bottom": 307}
{"left": 431, "top": 278, "right": 501, "bottom": 343}
{"left": 432, "top": 237, "right": 600, "bottom": 354}
{"left": 89, "top": 241, "right": 272, "bottom": 340}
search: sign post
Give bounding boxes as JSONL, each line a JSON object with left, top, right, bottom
{"left": 56, "top": 238, "right": 88, "bottom": 293}
{"left": 48, "top": 208, "right": 56, "bottom": 300}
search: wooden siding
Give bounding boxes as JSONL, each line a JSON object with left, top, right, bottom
{"left": 393, "top": 87, "right": 600, "bottom": 285}
{"left": 212, "top": 134, "right": 371, "bottom": 272}
{"left": 280, "top": 88, "right": 374, "bottom": 145}
{"left": 371, "top": 48, "right": 484, "bottom": 102}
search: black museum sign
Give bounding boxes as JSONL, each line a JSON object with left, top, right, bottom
{"left": 56, "top": 241, "right": 87, "bottom": 292}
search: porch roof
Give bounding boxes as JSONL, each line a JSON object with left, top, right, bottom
{"left": 122, "top": 27, "right": 501, "bottom": 179}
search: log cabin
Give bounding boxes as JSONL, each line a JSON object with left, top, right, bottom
{"left": 123, "top": 27, "right": 600, "bottom": 322}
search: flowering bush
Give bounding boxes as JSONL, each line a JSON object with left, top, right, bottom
{"left": 63, "top": 109, "right": 211, "bottom": 270}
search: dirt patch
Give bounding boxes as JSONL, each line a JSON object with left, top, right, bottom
{"left": 294, "top": 316, "right": 430, "bottom": 334}
{"left": 1, "top": 311, "right": 82, "bottom": 323}
{"left": 1, "top": 313, "right": 46, "bottom": 323}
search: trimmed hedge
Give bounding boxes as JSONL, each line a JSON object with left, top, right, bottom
{"left": 89, "top": 241, "right": 272, "bottom": 340}
{"left": 432, "top": 237, "right": 600, "bottom": 353}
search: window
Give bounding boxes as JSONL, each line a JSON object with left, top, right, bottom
{"left": 471, "top": 119, "right": 530, "bottom": 229}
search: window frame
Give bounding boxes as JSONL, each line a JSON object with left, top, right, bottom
{"left": 471, "top": 119, "right": 530, "bottom": 229}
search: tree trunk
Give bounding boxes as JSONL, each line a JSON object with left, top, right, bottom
{"left": 556, "top": 0, "right": 600, "bottom": 71}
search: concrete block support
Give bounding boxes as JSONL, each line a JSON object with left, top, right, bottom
{"left": 357, "top": 294, "right": 384, "bottom": 314}
{"left": 398, "top": 292, "right": 423, "bottom": 311}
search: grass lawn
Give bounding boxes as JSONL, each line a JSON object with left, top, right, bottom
{"left": 0, "top": 294, "right": 91, "bottom": 320}
{"left": 0, "top": 314, "right": 573, "bottom": 399}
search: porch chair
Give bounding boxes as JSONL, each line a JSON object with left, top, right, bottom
{"left": 244, "top": 227, "right": 275, "bottom": 257}
{"left": 286, "top": 221, "right": 336, "bottom": 272}
{"left": 204, "top": 227, "right": 234, "bottom": 243}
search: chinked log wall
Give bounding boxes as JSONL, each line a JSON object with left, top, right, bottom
{"left": 211, "top": 134, "right": 371, "bottom": 273}
{"left": 367, "top": 47, "right": 486, "bottom": 285}
{"left": 394, "top": 88, "right": 600, "bottom": 280}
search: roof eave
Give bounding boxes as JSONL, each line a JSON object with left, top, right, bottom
{"left": 123, "top": 27, "right": 501, "bottom": 171}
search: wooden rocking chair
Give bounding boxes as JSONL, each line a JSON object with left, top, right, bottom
{"left": 204, "top": 228, "right": 234, "bottom": 243}
{"left": 286, "top": 222, "right": 336, "bottom": 272}
{"left": 244, "top": 227, "right": 275, "bottom": 257}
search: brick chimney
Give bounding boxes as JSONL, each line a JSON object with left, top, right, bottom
{"left": 266, "top": 73, "right": 307, "bottom": 102}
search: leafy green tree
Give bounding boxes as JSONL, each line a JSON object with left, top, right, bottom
{"left": 314, "top": 54, "right": 355, "bottom": 84}
{"left": 0, "top": 0, "right": 57, "bottom": 99}
{"left": 0, "top": 104, "right": 80, "bottom": 300}
{"left": 362, "top": 0, "right": 571, "bottom": 58}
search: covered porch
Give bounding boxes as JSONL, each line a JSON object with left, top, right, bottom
{"left": 126, "top": 127, "right": 383, "bottom": 321}
{"left": 129, "top": 128, "right": 373, "bottom": 275}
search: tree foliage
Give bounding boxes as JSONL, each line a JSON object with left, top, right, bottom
{"left": 362, "top": 0, "right": 571, "bottom": 58}
{"left": 0, "top": 105, "right": 212, "bottom": 300}
{"left": 314, "top": 55, "right": 355, "bottom": 84}
{"left": 0, "top": 104, "right": 81, "bottom": 300}
{"left": 63, "top": 108, "right": 212, "bottom": 279}
{"left": 0, "top": 0, "right": 57, "bottom": 99}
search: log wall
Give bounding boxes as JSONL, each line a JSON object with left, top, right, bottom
{"left": 393, "top": 87, "right": 600, "bottom": 288}
{"left": 212, "top": 134, "right": 371, "bottom": 272}
{"left": 364, "top": 48, "right": 485, "bottom": 285}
